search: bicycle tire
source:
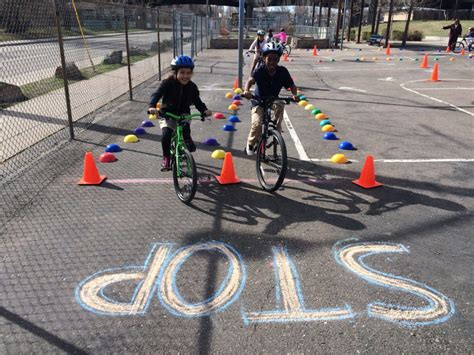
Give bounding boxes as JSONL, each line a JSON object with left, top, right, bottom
{"left": 284, "top": 44, "right": 292, "bottom": 56}
{"left": 454, "top": 41, "right": 464, "bottom": 53}
{"left": 256, "top": 129, "right": 287, "bottom": 192}
{"left": 172, "top": 148, "right": 197, "bottom": 204}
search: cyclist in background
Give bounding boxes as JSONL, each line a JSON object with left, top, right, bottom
{"left": 248, "top": 29, "right": 266, "bottom": 73}
{"left": 242, "top": 42, "right": 299, "bottom": 156}
{"left": 147, "top": 56, "right": 212, "bottom": 171}
{"left": 266, "top": 28, "right": 274, "bottom": 43}
{"left": 273, "top": 28, "right": 287, "bottom": 44}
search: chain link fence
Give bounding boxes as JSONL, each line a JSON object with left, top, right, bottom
{"left": 1, "top": 0, "right": 208, "bottom": 182}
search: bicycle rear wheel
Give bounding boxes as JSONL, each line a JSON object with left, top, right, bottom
{"left": 284, "top": 44, "right": 292, "bottom": 56}
{"left": 256, "top": 130, "right": 287, "bottom": 192}
{"left": 172, "top": 147, "right": 197, "bottom": 204}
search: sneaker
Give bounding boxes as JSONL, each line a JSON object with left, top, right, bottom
{"left": 185, "top": 138, "right": 196, "bottom": 152}
{"left": 161, "top": 156, "right": 171, "bottom": 171}
{"left": 245, "top": 144, "right": 254, "bottom": 156}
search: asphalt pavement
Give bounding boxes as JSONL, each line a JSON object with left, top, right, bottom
{"left": 1, "top": 44, "right": 473, "bottom": 353}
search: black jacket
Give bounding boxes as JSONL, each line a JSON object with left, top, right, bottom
{"left": 149, "top": 78, "right": 208, "bottom": 115}
{"left": 443, "top": 23, "right": 462, "bottom": 39}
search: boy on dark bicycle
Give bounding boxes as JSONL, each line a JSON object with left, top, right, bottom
{"left": 242, "top": 42, "right": 299, "bottom": 156}
{"left": 147, "top": 55, "right": 212, "bottom": 171}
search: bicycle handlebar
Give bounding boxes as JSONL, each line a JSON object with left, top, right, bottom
{"left": 247, "top": 94, "right": 296, "bottom": 104}
{"left": 163, "top": 112, "right": 205, "bottom": 121}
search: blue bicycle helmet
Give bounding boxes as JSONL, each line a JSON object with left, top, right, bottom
{"left": 171, "top": 55, "right": 195, "bottom": 70}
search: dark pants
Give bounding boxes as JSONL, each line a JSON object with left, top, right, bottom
{"left": 448, "top": 36, "right": 458, "bottom": 51}
{"left": 162, "top": 123, "right": 191, "bottom": 157}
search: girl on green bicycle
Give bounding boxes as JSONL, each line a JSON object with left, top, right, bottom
{"left": 148, "top": 55, "right": 212, "bottom": 171}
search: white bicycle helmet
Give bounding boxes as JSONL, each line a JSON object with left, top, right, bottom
{"left": 257, "top": 29, "right": 265, "bottom": 36}
{"left": 262, "top": 41, "right": 284, "bottom": 56}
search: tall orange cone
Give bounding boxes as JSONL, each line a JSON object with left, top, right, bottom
{"left": 313, "top": 45, "right": 318, "bottom": 56}
{"left": 460, "top": 47, "right": 465, "bottom": 56}
{"left": 352, "top": 155, "right": 382, "bottom": 189}
{"left": 385, "top": 43, "right": 391, "bottom": 55}
{"left": 420, "top": 54, "right": 429, "bottom": 68}
{"left": 233, "top": 78, "right": 239, "bottom": 90}
{"left": 430, "top": 63, "right": 439, "bottom": 82}
{"left": 78, "top": 152, "right": 106, "bottom": 185}
{"left": 216, "top": 152, "right": 240, "bottom": 185}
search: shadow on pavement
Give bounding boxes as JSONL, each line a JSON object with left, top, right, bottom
{"left": 0, "top": 307, "right": 88, "bottom": 354}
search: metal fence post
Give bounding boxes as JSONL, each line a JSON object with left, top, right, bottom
{"left": 180, "top": 13, "right": 184, "bottom": 55}
{"left": 172, "top": 9, "right": 177, "bottom": 57}
{"left": 156, "top": 9, "right": 161, "bottom": 80}
{"left": 191, "top": 16, "right": 195, "bottom": 58}
{"left": 53, "top": 0, "right": 74, "bottom": 140}
{"left": 124, "top": 5, "right": 133, "bottom": 100}
{"left": 200, "top": 16, "right": 203, "bottom": 53}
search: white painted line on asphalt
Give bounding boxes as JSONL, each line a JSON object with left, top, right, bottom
{"left": 400, "top": 79, "right": 474, "bottom": 117}
{"left": 410, "top": 87, "right": 474, "bottom": 90}
{"left": 339, "top": 87, "right": 367, "bottom": 93}
{"left": 310, "top": 158, "right": 474, "bottom": 163}
{"left": 283, "top": 109, "right": 310, "bottom": 161}
{"left": 378, "top": 77, "right": 395, "bottom": 81}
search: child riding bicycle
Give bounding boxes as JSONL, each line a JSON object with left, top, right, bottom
{"left": 242, "top": 42, "right": 299, "bottom": 156}
{"left": 248, "top": 29, "right": 267, "bottom": 73}
{"left": 147, "top": 55, "right": 212, "bottom": 171}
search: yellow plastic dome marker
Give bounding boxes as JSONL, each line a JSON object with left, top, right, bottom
{"left": 321, "top": 124, "right": 335, "bottom": 132}
{"left": 211, "top": 150, "right": 226, "bottom": 159}
{"left": 124, "top": 134, "right": 139, "bottom": 143}
{"left": 331, "top": 153, "right": 348, "bottom": 164}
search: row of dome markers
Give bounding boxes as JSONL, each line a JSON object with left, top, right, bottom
{"left": 96, "top": 89, "right": 246, "bottom": 163}
{"left": 294, "top": 92, "right": 354, "bottom": 164}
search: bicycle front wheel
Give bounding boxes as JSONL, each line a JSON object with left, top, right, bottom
{"left": 454, "top": 41, "right": 464, "bottom": 53}
{"left": 172, "top": 148, "right": 197, "bottom": 204}
{"left": 256, "top": 130, "right": 287, "bottom": 192}
{"left": 284, "top": 45, "right": 292, "bottom": 56}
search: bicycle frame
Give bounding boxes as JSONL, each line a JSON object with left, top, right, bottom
{"left": 163, "top": 112, "right": 203, "bottom": 178}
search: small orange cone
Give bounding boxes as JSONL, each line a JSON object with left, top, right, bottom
{"left": 352, "top": 155, "right": 382, "bottom": 189}
{"left": 283, "top": 53, "right": 289, "bottom": 61}
{"left": 233, "top": 78, "right": 238, "bottom": 90}
{"left": 420, "top": 54, "right": 429, "bottom": 68}
{"left": 313, "top": 45, "right": 318, "bottom": 56}
{"left": 445, "top": 46, "right": 451, "bottom": 53}
{"left": 216, "top": 152, "right": 240, "bottom": 185}
{"left": 430, "top": 63, "right": 439, "bottom": 82}
{"left": 385, "top": 43, "right": 391, "bottom": 55}
{"left": 78, "top": 152, "right": 106, "bottom": 185}
{"left": 460, "top": 47, "right": 465, "bottom": 56}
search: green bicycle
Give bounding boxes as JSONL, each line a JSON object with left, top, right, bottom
{"left": 163, "top": 112, "right": 206, "bottom": 204}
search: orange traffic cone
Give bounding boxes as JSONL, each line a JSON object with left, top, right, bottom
{"left": 430, "top": 63, "right": 439, "bottom": 82}
{"left": 233, "top": 78, "right": 238, "bottom": 90}
{"left": 313, "top": 45, "right": 318, "bottom": 56}
{"left": 385, "top": 43, "right": 391, "bottom": 55}
{"left": 445, "top": 46, "right": 451, "bottom": 53}
{"left": 283, "top": 53, "right": 289, "bottom": 61}
{"left": 78, "top": 152, "right": 106, "bottom": 185}
{"left": 420, "top": 54, "right": 429, "bottom": 68}
{"left": 352, "top": 155, "right": 382, "bottom": 189}
{"left": 461, "top": 47, "right": 465, "bottom": 56}
{"left": 216, "top": 152, "right": 240, "bottom": 185}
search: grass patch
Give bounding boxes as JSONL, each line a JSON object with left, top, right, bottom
{"left": 18, "top": 53, "right": 150, "bottom": 102}
{"left": 362, "top": 20, "right": 474, "bottom": 38}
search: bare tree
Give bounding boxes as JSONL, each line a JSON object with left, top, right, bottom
{"left": 401, "top": 0, "right": 431, "bottom": 47}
